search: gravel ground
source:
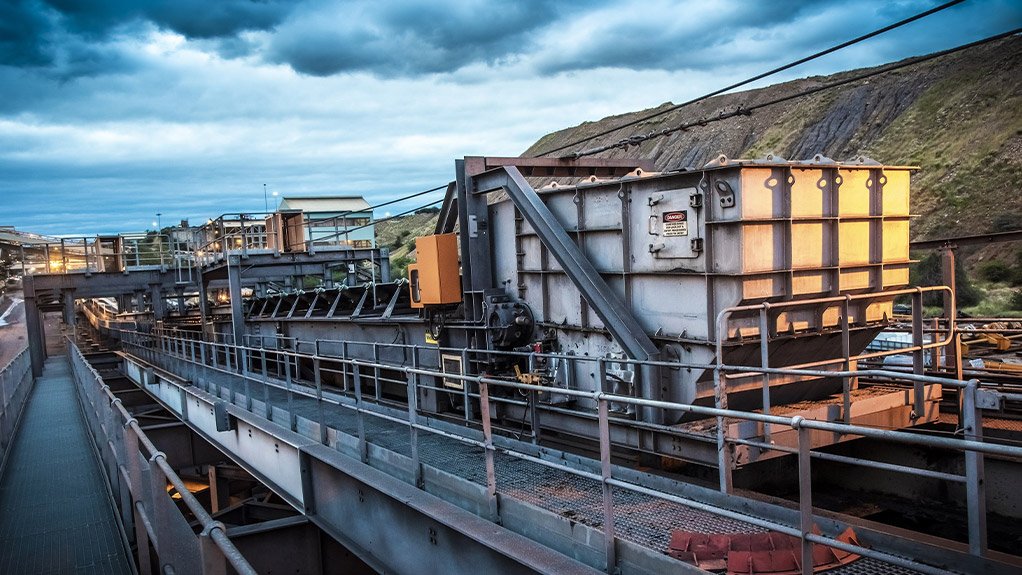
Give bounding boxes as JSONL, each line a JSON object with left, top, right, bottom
{"left": 0, "top": 291, "right": 27, "bottom": 368}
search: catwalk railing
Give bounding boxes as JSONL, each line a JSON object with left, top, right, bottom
{"left": 0, "top": 349, "right": 31, "bottom": 464}
{"left": 68, "top": 340, "right": 257, "bottom": 575}
{"left": 114, "top": 326, "right": 1022, "bottom": 575}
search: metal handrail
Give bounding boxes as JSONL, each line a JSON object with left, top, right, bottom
{"left": 0, "top": 349, "right": 32, "bottom": 458}
{"left": 113, "top": 326, "right": 1016, "bottom": 573}
{"left": 0, "top": 346, "right": 29, "bottom": 375}
{"left": 68, "top": 340, "right": 257, "bottom": 575}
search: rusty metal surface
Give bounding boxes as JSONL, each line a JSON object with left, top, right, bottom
{"left": 668, "top": 528, "right": 860, "bottom": 573}
{"left": 676, "top": 386, "right": 926, "bottom": 435}
{"left": 937, "top": 412, "right": 1022, "bottom": 433}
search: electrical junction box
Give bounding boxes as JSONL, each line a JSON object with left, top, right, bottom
{"left": 408, "top": 233, "right": 461, "bottom": 308}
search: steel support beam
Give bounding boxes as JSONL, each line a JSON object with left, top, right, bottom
{"left": 200, "top": 250, "right": 381, "bottom": 281}
{"left": 435, "top": 181, "right": 459, "bottom": 235}
{"left": 456, "top": 158, "right": 491, "bottom": 323}
{"left": 227, "top": 255, "right": 245, "bottom": 346}
{"left": 910, "top": 230, "right": 1022, "bottom": 250}
{"left": 469, "top": 165, "right": 661, "bottom": 422}
{"left": 63, "top": 289, "right": 76, "bottom": 329}
{"left": 28, "top": 269, "right": 191, "bottom": 299}
{"left": 151, "top": 284, "right": 166, "bottom": 321}
{"left": 469, "top": 156, "right": 654, "bottom": 178}
{"left": 473, "top": 166, "right": 659, "bottom": 365}
{"left": 23, "top": 278, "right": 45, "bottom": 376}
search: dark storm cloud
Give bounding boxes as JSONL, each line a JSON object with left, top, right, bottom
{"left": 3, "top": 0, "right": 998, "bottom": 81}
{"left": 45, "top": 0, "right": 300, "bottom": 39}
{"left": 0, "top": 0, "right": 300, "bottom": 77}
{"left": 0, "top": 1, "right": 58, "bottom": 67}
{"left": 529, "top": 0, "right": 967, "bottom": 74}
{"left": 262, "top": 0, "right": 968, "bottom": 78}
{"left": 266, "top": 0, "right": 570, "bottom": 76}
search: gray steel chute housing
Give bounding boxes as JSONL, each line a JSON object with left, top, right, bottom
{"left": 480, "top": 158, "right": 912, "bottom": 411}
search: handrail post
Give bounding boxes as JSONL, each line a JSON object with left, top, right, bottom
{"left": 795, "top": 418, "right": 813, "bottom": 575}
{"left": 285, "top": 350, "right": 296, "bottom": 432}
{"left": 261, "top": 347, "right": 270, "bottom": 418}
{"left": 841, "top": 296, "right": 853, "bottom": 424}
{"left": 528, "top": 351, "right": 540, "bottom": 444}
{"left": 714, "top": 312, "right": 733, "bottom": 494}
{"left": 461, "top": 348, "right": 473, "bottom": 422}
{"left": 314, "top": 351, "right": 327, "bottom": 445}
{"left": 199, "top": 524, "right": 228, "bottom": 575}
{"left": 353, "top": 361, "right": 368, "bottom": 463}
{"left": 127, "top": 415, "right": 153, "bottom": 575}
{"left": 962, "top": 380, "right": 987, "bottom": 556}
{"left": 407, "top": 353, "right": 423, "bottom": 489}
{"left": 479, "top": 379, "right": 500, "bottom": 523}
{"left": 341, "top": 341, "right": 350, "bottom": 393}
{"left": 373, "top": 343, "right": 382, "bottom": 402}
{"left": 758, "top": 304, "right": 771, "bottom": 443}
{"left": 911, "top": 289, "right": 925, "bottom": 419}
{"left": 597, "top": 386, "right": 618, "bottom": 574}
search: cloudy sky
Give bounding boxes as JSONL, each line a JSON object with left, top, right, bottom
{"left": 0, "top": 0, "right": 1018, "bottom": 235}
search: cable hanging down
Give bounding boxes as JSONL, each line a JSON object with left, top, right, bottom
{"left": 563, "top": 27, "right": 1021, "bottom": 159}
{"left": 534, "top": 0, "right": 969, "bottom": 158}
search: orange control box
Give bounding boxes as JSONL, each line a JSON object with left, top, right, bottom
{"left": 408, "top": 233, "right": 461, "bottom": 308}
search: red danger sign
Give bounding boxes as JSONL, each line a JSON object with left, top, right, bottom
{"left": 663, "top": 211, "right": 687, "bottom": 222}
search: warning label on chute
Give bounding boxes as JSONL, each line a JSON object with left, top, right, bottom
{"left": 662, "top": 210, "right": 688, "bottom": 237}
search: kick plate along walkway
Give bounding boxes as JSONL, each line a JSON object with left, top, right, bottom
{"left": 0, "top": 356, "right": 133, "bottom": 575}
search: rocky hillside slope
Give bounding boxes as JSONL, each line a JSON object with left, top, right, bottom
{"left": 524, "top": 36, "right": 1022, "bottom": 245}
{"left": 381, "top": 37, "right": 1021, "bottom": 271}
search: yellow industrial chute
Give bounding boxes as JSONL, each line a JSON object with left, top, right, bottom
{"left": 408, "top": 233, "right": 462, "bottom": 308}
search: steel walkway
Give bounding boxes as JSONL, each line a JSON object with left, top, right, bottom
{"left": 0, "top": 356, "right": 133, "bottom": 575}
{"left": 135, "top": 349, "right": 920, "bottom": 575}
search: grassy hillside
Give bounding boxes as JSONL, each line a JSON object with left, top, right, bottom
{"left": 376, "top": 212, "right": 438, "bottom": 279}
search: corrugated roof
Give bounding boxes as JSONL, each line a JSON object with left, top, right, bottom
{"left": 278, "top": 196, "right": 371, "bottom": 212}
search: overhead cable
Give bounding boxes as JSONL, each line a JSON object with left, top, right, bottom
{"left": 564, "top": 27, "right": 1021, "bottom": 159}
{"left": 307, "top": 183, "right": 448, "bottom": 230}
{"left": 534, "top": 0, "right": 969, "bottom": 157}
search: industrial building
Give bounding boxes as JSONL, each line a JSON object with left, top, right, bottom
{"left": 277, "top": 196, "right": 376, "bottom": 250}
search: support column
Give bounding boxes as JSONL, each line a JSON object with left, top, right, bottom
{"left": 227, "top": 255, "right": 245, "bottom": 346}
{"left": 197, "top": 266, "right": 210, "bottom": 339}
{"left": 176, "top": 288, "right": 186, "bottom": 315}
{"left": 207, "top": 466, "right": 231, "bottom": 513}
{"left": 151, "top": 284, "right": 165, "bottom": 321}
{"left": 63, "top": 290, "right": 76, "bottom": 329}
{"left": 379, "top": 246, "right": 391, "bottom": 282}
{"left": 345, "top": 263, "right": 357, "bottom": 287}
{"left": 24, "top": 278, "right": 45, "bottom": 376}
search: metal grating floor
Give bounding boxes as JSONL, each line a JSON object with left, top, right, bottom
{"left": 141, "top": 352, "right": 928, "bottom": 575}
{"left": 0, "top": 357, "right": 133, "bottom": 575}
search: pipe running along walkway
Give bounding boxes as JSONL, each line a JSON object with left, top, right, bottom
{"left": 0, "top": 356, "right": 133, "bottom": 574}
